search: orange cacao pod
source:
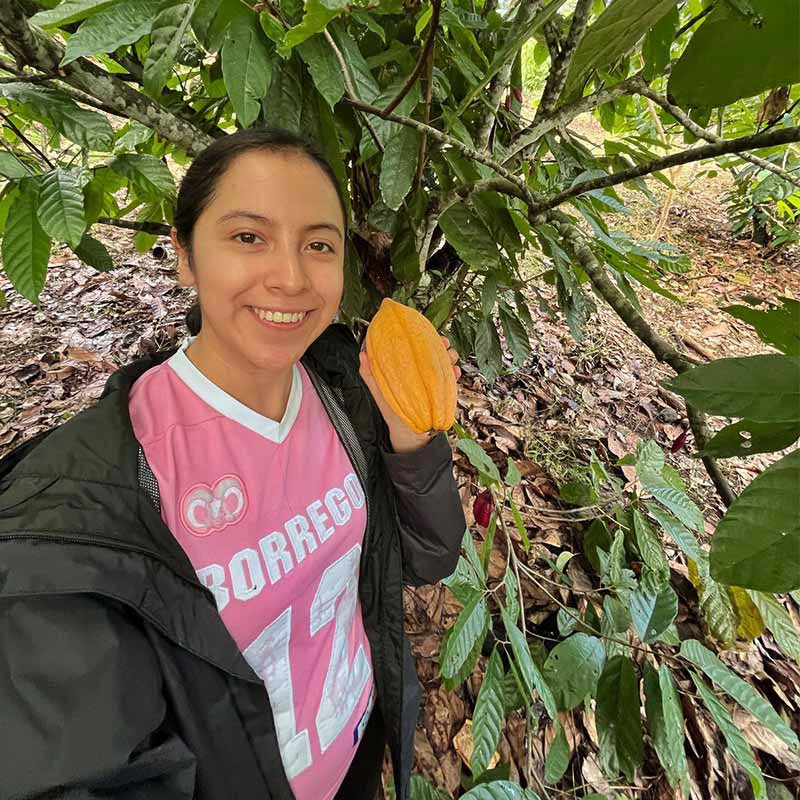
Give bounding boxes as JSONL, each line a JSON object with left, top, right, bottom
{"left": 365, "top": 298, "right": 457, "bottom": 434}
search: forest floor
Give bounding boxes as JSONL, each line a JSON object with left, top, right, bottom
{"left": 1, "top": 171, "right": 798, "bottom": 799}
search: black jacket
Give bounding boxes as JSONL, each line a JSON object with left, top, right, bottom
{"left": 0, "top": 324, "right": 466, "bottom": 800}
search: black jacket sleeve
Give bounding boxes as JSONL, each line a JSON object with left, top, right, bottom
{"left": 0, "top": 594, "right": 196, "bottom": 800}
{"left": 381, "top": 432, "right": 466, "bottom": 587}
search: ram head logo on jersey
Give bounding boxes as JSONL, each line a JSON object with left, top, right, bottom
{"left": 180, "top": 475, "right": 248, "bottom": 536}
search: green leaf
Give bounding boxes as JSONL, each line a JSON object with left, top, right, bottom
{"left": 222, "top": 15, "right": 273, "bottom": 128}
{"left": 668, "top": 0, "right": 800, "bottom": 109}
{"left": 702, "top": 418, "right": 800, "bottom": 459}
{"left": 37, "top": 169, "right": 86, "bottom": 248}
{"left": 748, "top": 592, "right": 800, "bottom": 666}
{"left": 0, "top": 152, "right": 31, "bottom": 179}
{"left": 60, "top": 0, "right": 161, "bottom": 65}
{"left": 603, "top": 595, "right": 632, "bottom": 633}
{"left": 642, "top": 4, "right": 679, "bottom": 80}
{"left": 380, "top": 126, "right": 419, "bottom": 211}
{"left": 439, "top": 205, "right": 500, "bottom": 268}
{"left": 543, "top": 723, "right": 570, "bottom": 785}
{"left": 505, "top": 458, "right": 522, "bottom": 487}
{"left": 646, "top": 504, "right": 704, "bottom": 563}
{"left": 298, "top": 34, "right": 345, "bottom": 109}
{"left": 666, "top": 355, "right": 800, "bottom": 423}
{"left": 440, "top": 593, "right": 490, "bottom": 686}
{"left": 474, "top": 319, "right": 503, "bottom": 383}
{"left": 641, "top": 472, "right": 704, "bottom": 532}
{"left": 723, "top": 299, "right": 800, "bottom": 357}
{"left": 563, "top": 0, "right": 679, "bottom": 99}
{"left": 498, "top": 307, "right": 531, "bottom": 368}
{"left": 262, "top": 55, "right": 303, "bottom": 133}
{"left": 691, "top": 672, "right": 767, "bottom": 800}
{"left": 461, "top": 781, "right": 541, "bottom": 800}
{"left": 192, "top": 0, "right": 248, "bottom": 52}
{"left": 606, "top": 529, "right": 637, "bottom": 592}
{"left": 636, "top": 439, "right": 665, "bottom": 480}
{"left": 72, "top": 233, "right": 114, "bottom": 272}
{"left": 543, "top": 633, "right": 605, "bottom": 711}
{"left": 1, "top": 181, "right": 51, "bottom": 303}
{"left": 31, "top": 0, "right": 120, "bottom": 28}
{"left": 281, "top": 0, "right": 347, "bottom": 52}
{"left": 110, "top": 154, "right": 176, "bottom": 200}
{"left": 596, "top": 655, "right": 644, "bottom": 782}
{"left": 681, "top": 639, "right": 798, "bottom": 750}
{"left": 144, "top": 1, "right": 196, "bottom": 96}
{"left": 472, "top": 648, "right": 506, "bottom": 778}
{"left": 630, "top": 581, "right": 678, "bottom": 643}
{"left": 389, "top": 217, "right": 420, "bottom": 284}
{"left": 688, "top": 557, "right": 738, "bottom": 646}
{"left": 509, "top": 498, "right": 531, "bottom": 552}
{"left": 457, "top": 440, "right": 501, "bottom": 483}
{"left": 643, "top": 664, "right": 690, "bottom": 796}
{"left": 632, "top": 508, "right": 670, "bottom": 583}
{"left": 502, "top": 608, "right": 558, "bottom": 720}
{"left": 409, "top": 774, "right": 450, "bottom": 800}
{"left": 710, "top": 450, "right": 800, "bottom": 592}
{"left": 329, "top": 23, "right": 380, "bottom": 103}
{"left": 425, "top": 288, "right": 455, "bottom": 330}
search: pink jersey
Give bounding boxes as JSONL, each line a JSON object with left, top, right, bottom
{"left": 129, "top": 339, "right": 375, "bottom": 799}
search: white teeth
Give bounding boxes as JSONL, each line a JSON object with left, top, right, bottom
{"left": 252, "top": 308, "right": 306, "bottom": 324}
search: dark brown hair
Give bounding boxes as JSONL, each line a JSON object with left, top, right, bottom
{"left": 174, "top": 127, "right": 348, "bottom": 335}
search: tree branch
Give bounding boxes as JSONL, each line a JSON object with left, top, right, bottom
{"left": 505, "top": 73, "right": 645, "bottom": 163}
{"left": 533, "top": 0, "right": 592, "bottom": 122}
{"left": 545, "top": 209, "right": 736, "bottom": 507}
{"left": 0, "top": 109, "right": 53, "bottom": 168}
{"left": 637, "top": 82, "right": 800, "bottom": 191}
{"left": 96, "top": 216, "right": 171, "bottom": 235}
{"left": 382, "top": 0, "right": 441, "bottom": 116}
{"left": 529, "top": 125, "right": 800, "bottom": 214}
{"left": 0, "top": 0, "right": 214, "bottom": 156}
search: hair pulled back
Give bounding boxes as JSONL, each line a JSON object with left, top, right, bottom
{"left": 173, "top": 127, "right": 348, "bottom": 335}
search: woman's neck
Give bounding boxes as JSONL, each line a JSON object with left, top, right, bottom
{"left": 184, "top": 331, "right": 295, "bottom": 423}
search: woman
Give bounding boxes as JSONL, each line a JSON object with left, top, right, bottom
{"left": 0, "top": 128, "right": 466, "bottom": 800}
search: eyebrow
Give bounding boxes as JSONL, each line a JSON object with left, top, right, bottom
{"left": 216, "top": 210, "right": 343, "bottom": 240}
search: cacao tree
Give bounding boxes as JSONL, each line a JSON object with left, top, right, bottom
{"left": 0, "top": 0, "right": 798, "bottom": 796}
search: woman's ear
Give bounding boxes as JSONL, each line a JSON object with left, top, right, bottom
{"left": 172, "top": 228, "right": 195, "bottom": 288}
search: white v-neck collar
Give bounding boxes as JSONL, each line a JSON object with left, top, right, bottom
{"left": 167, "top": 337, "right": 302, "bottom": 444}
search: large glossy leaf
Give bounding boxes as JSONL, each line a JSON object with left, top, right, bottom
{"left": 192, "top": 0, "right": 247, "bottom": 52}
{"left": 0, "top": 152, "right": 30, "bottom": 179}
{"left": 298, "top": 34, "right": 345, "bottom": 109}
{"left": 380, "top": 126, "right": 419, "bottom": 211}
{"left": 542, "top": 633, "right": 605, "bottom": 711}
{"left": 630, "top": 580, "right": 678, "bottom": 643}
{"left": 440, "top": 205, "right": 500, "bottom": 268}
{"left": 681, "top": 639, "right": 799, "bottom": 750}
{"left": 409, "top": 775, "right": 450, "bottom": 800}
{"left": 72, "top": 234, "right": 114, "bottom": 272}
{"left": 688, "top": 557, "right": 738, "bottom": 645}
{"left": 389, "top": 218, "right": 420, "bottom": 284}
{"left": 474, "top": 319, "right": 503, "bottom": 384}
{"left": 596, "top": 655, "right": 644, "bottom": 782}
{"left": 472, "top": 648, "right": 506, "bottom": 777}
{"left": 667, "top": 355, "right": 800, "bottom": 423}
{"left": 668, "top": 0, "right": 800, "bottom": 109}
{"left": 30, "top": 0, "right": 119, "bottom": 27}
{"left": 502, "top": 609, "right": 558, "bottom": 720}
{"left": 1, "top": 182, "right": 51, "bottom": 303}
{"left": 644, "top": 664, "right": 690, "bottom": 796}
{"left": 281, "top": 0, "right": 348, "bottom": 52}
{"left": 440, "top": 592, "right": 490, "bottom": 686}
{"left": 748, "top": 592, "right": 800, "bottom": 666}
{"left": 691, "top": 673, "right": 767, "bottom": 800}
{"left": 263, "top": 56, "right": 304, "bottom": 133}
{"left": 0, "top": 84, "right": 114, "bottom": 151}
{"left": 723, "top": 299, "right": 800, "bottom": 356}
{"left": 543, "top": 723, "right": 570, "bottom": 785}
{"left": 36, "top": 169, "right": 86, "bottom": 248}
{"left": 144, "top": 1, "right": 196, "bottom": 96}
{"left": 110, "top": 154, "right": 176, "bottom": 200}
{"left": 498, "top": 307, "right": 531, "bottom": 368}
{"left": 60, "top": 0, "right": 161, "bottom": 64}
{"left": 730, "top": 586, "right": 766, "bottom": 641}
{"left": 563, "top": 0, "right": 679, "bottom": 99}
{"left": 330, "top": 23, "right": 380, "bottom": 103}
{"left": 222, "top": 15, "right": 273, "bottom": 128}
{"left": 642, "top": 4, "right": 679, "bottom": 80}
{"left": 701, "top": 419, "right": 800, "bottom": 459}
{"left": 710, "top": 450, "right": 800, "bottom": 592}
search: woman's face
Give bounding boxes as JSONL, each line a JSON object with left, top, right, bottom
{"left": 174, "top": 149, "right": 346, "bottom": 374}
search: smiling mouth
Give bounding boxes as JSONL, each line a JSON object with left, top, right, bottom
{"left": 249, "top": 307, "right": 308, "bottom": 324}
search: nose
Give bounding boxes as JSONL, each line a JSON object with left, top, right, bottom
{"left": 261, "top": 240, "right": 311, "bottom": 295}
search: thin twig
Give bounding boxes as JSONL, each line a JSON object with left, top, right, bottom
{"left": 382, "top": 0, "right": 441, "bottom": 116}
{"left": 0, "top": 110, "right": 53, "bottom": 168}
{"left": 96, "top": 217, "right": 171, "bottom": 235}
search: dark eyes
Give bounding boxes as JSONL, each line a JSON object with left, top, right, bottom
{"left": 232, "top": 232, "right": 334, "bottom": 253}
